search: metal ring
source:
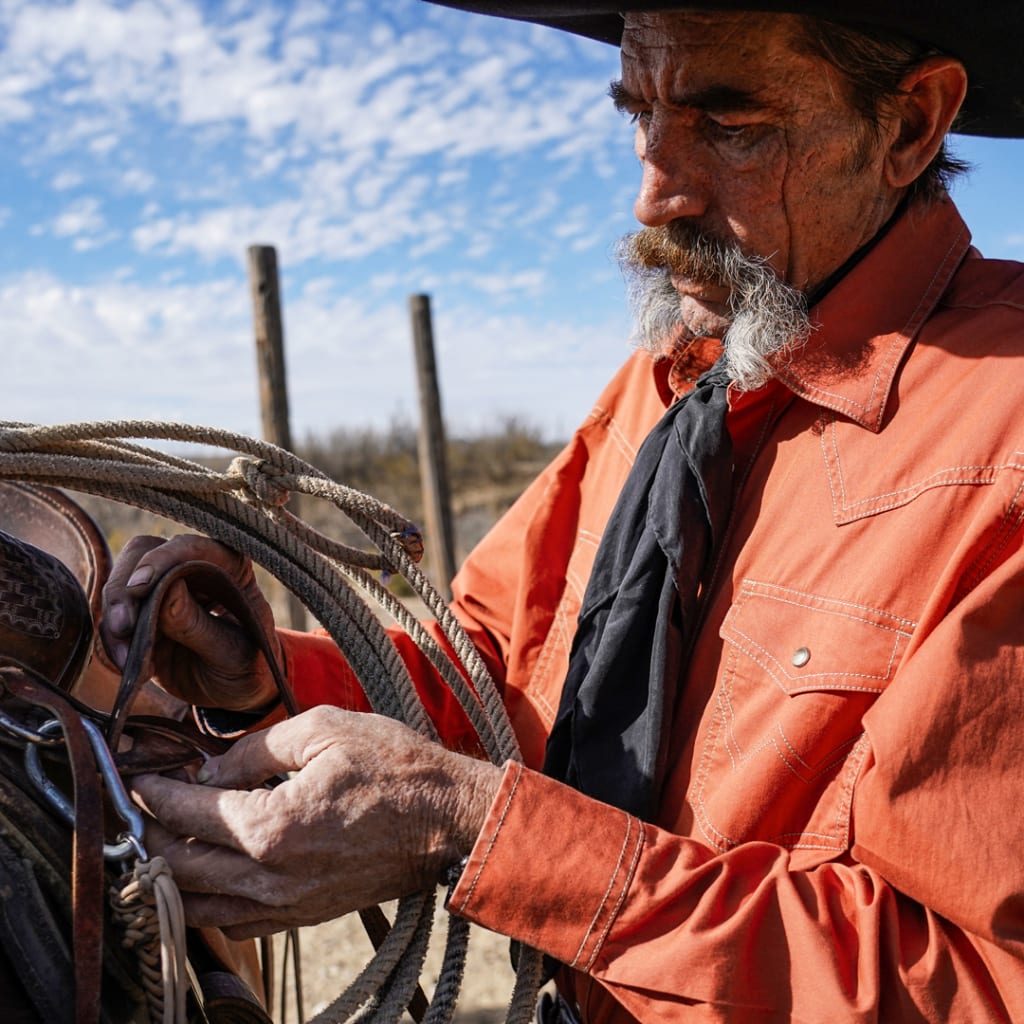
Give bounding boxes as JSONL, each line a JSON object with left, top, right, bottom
{"left": 0, "top": 707, "right": 66, "bottom": 747}
{"left": 24, "top": 717, "right": 148, "bottom": 863}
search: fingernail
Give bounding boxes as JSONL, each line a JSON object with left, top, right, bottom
{"left": 113, "top": 642, "right": 129, "bottom": 670}
{"left": 126, "top": 565, "right": 154, "bottom": 588}
{"left": 197, "top": 761, "right": 216, "bottom": 784}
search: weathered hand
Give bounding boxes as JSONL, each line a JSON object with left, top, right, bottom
{"left": 130, "top": 706, "right": 503, "bottom": 939}
{"left": 100, "top": 534, "right": 280, "bottom": 710}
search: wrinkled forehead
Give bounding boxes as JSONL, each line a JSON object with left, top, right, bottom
{"left": 620, "top": 10, "right": 815, "bottom": 92}
{"left": 621, "top": 9, "right": 806, "bottom": 59}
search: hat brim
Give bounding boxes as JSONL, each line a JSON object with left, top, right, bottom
{"left": 427, "top": 1, "right": 1024, "bottom": 138}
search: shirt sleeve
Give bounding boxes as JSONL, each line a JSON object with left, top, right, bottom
{"left": 277, "top": 351, "right": 675, "bottom": 764}
{"left": 273, "top": 426, "right": 583, "bottom": 755}
{"left": 451, "top": 762, "right": 1023, "bottom": 1023}
{"left": 449, "top": 542, "right": 1024, "bottom": 1023}
{"left": 277, "top": 619, "right": 493, "bottom": 755}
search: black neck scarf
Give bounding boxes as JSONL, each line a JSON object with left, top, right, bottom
{"left": 542, "top": 360, "right": 733, "bottom": 821}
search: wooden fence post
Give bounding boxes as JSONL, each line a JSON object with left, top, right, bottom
{"left": 247, "top": 244, "right": 306, "bottom": 630}
{"left": 408, "top": 294, "right": 456, "bottom": 597}
{"left": 248, "top": 245, "right": 293, "bottom": 451}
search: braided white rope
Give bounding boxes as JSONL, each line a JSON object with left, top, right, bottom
{"left": 108, "top": 856, "right": 189, "bottom": 1024}
{"left": 0, "top": 420, "right": 543, "bottom": 1024}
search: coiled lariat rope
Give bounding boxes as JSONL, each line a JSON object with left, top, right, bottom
{"left": 0, "top": 420, "right": 543, "bottom": 1024}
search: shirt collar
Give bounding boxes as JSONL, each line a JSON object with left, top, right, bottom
{"left": 773, "top": 195, "right": 972, "bottom": 432}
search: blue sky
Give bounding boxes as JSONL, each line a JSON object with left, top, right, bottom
{"left": 3, "top": 0, "right": 1022, "bottom": 444}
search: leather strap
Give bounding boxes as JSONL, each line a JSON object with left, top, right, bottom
{"left": 3, "top": 670, "right": 105, "bottom": 1024}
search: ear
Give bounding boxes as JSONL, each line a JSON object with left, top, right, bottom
{"left": 884, "top": 56, "right": 967, "bottom": 189}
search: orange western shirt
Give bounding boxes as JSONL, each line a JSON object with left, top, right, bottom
{"left": 282, "top": 194, "right": 1024, "bottom": 1021}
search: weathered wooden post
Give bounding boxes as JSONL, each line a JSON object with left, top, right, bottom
{"left": 408, "top": 293, "right": 457, "bottom": 597}
{"left": 248, "top": 245, "right": 293, "bottom": 451}
{"left": 247, "top": 244, "right": 306, "bottom": 630}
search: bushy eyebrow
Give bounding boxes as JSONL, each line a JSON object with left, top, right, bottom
{"left": 609, "top": 78, "right": 766, "bottom": 115}
{"left": 608, "top": 80, "right": 638, "bottom": 111}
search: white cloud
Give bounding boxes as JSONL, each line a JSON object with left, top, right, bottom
{"left": 451, "top": 269, "right": 547, "bottom": 299}
{"left": 88, "top": 132, "right": 119, "bottom": 156}
{"left": 51, "top": 169, "right": 84, "bottom": 190}
{"left": 0, "top": 266, "right": 632, "bottom": 442}
{"left": 120, "top": 167, "right": 157, "bottom": 193}
{"left": 50, "top": 195, "right": 105, "bottom": 238}
{"left": 0, "top": 269, "right": 259, "bottom": 430}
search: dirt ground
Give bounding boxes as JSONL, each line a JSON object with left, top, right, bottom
{"left": 276, "top": 907, "right": 519, "bottom": 1023}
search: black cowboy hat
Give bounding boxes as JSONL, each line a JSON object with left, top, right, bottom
{"left": 426, "top": 1, "right": 1024, "bottom": 138}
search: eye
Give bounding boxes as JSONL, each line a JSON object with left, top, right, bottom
{"left": 706, "top": 117, "right": 766, "bottom": 149}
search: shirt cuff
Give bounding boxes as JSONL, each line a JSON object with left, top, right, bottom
{"left": 447, "top": 761, "right": 645, "bottom": 973}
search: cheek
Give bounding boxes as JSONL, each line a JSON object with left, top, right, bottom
{"left": 717, "top": 138, "right": 791, "bottom": 265}
{"left": 778, "top": 137, "right": 886, "bottom": 284}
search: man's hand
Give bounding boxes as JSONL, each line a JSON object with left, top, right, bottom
{"left": 100, "top": 534, "right": 280, "bottom": 710}
{"left": 131, "top": 707, "right": 503, "bottom": 939}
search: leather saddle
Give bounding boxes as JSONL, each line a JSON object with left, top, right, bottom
{"left": 0, "top": 482, "right": 275, "bottom": 1023}
{"left": 0, "top": 482, "right": 106, "bottom": 692}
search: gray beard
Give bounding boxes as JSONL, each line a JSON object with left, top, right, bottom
{"left": 619, "top": 241, "right": 813, "bottom": 392}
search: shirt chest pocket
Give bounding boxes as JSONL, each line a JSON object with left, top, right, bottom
{"left": 690, "top": 580, "right": 915, "bottom": 865}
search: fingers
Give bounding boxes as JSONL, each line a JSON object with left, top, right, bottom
{"left": 129, "top": 708, "right": 483, "bottom": 933}
{"left": 102, "top": 534, "right": 251, "bottom": 669}
{"left": 155, "top": 578, "right": 263, "bottom": 692}
{"left": 101, "top": 535, "right": 166, "bottom": 667}
{"left": 182, "top": 897, "right": 293, "bottom": 938}
{"left": 142, "top": 819, "right": 302, "bottom": 934}
{"left": 133, "top": 772, "right": 272, "bottom": 853}
{"left": 198, "top": 708, "right": 349, "bottom": 789}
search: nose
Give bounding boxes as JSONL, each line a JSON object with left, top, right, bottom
{"left": 633, "top": 111, "right": 712, "bottom": 226}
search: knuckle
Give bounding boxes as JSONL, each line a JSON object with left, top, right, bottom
{"left": 239, "top": 823, "right": 278, "bottom": 863}
{"left": 108, "top": 535, "right": 164, "bottom": 584}
{"left": 305, "top": 704, "right": 347, "bottom": 732}
{"left": 122, "top": 534, "right": 164, "bottom": 558}
{"left": 234, "top": 793, "right": 280, "bottom": 862}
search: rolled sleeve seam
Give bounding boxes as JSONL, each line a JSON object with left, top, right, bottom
{"left": 452, "top": 760, "right": 522, "bottom": 915}
{"left": 573, "top": 810, "right": 646, "bottom": 971}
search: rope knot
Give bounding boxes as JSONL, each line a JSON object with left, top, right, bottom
{"left": 228, "top": 456, "right": 291, "bottom": 508}
{"left": 133, "top": 855, "right": 173, "bottom": 895}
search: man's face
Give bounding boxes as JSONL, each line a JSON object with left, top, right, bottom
{"left": 617, "top": 11, "right": 901, "bottom": 340}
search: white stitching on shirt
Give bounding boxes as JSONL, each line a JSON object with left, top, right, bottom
{"left": 454, "top": 762, "right": 521, "bottom": 915}
{"left": 822, "top": 412, "right": 1024, "bottom": 521}
{"left": 571, "top": 811, "right": 633, "bottom": 968}
{"left": 729, "top": 626, "right": 897, "bottom": 689}
{"left": 962, "top": 476, "right": 1024, "bottom": 591}
{"left": 589, "top": 404, "right": 638, "bottom": 463}
{"left": 579, "top": 814, "right": 646, "bottom": 973}
{"left": 738, "top": 580, "right": 917, "bottom": 630}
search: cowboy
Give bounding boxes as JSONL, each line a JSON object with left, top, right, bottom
{"left": 102, "top": 2, "right": 1024, "bottom": 1020}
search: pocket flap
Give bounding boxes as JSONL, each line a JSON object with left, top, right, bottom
{"left": 720, "top": 580, "right": 915, "bottom": 695}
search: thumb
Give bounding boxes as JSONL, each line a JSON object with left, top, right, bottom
{"left": 159, "top": 578, "right": 251, "bottom": 665}
{"left": 197, "top": 711, "right": 337, "bottom": 789}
